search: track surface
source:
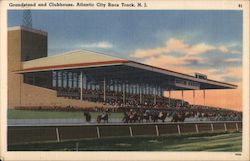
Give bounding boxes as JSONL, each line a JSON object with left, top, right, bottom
{"left": 8, "top": 117, "right": 212, "bottom": 126}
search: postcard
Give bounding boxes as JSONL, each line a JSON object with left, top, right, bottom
{"left": 0, "top": 0, "right": 249, "bottom": 161}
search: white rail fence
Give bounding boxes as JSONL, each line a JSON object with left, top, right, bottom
{"left": 8, "top": 121, "right": 242, "bottom": 145}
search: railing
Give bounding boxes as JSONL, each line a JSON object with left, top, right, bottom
{"left": 8, "top": 121, "right": 242, "bottom": 145}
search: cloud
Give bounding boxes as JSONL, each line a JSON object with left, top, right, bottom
{"left": 143, "top": 55, "right": 209, "bottom": 77}
{"left": 231, "top": 50, "right": 241, "bottom": 54}
{"left": 79, "top": 41, "right": 113, "bottom": 49}
{"left": 143, "top": 55, "right": 185, "bottom": 69}
{"left": 225, "top": 58, "right": 242, "bottom": 63}
{"left": 222, "top": 76, "right": 241, "bottom": 83}
{"left": 224, "top": 67, "right": 242, "bottom": 79}
{"left": 218, "top": 45, "right": 229, "bottom": 53}
{"left": 129, "top": 37, "right": 242, "bottom": 84}
{"left": 130, "top": 38, "right": 236, "bottom": 59}
{"left": 144, "top": 54, "right": 242, "bottom": 84}
{"left": 130, "top": 38, "right": 242, "bottom": 110}
{"left": 188, "top": 43, "right": 215, "bottom": 55}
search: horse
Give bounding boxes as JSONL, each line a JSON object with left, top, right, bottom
{"left": 97, "top": 113, "right": 109, "bottom": 123}
{"left": 171, "top": 111, "right": 186, "bottom": 122}
{"left": 122, "top": 112, "right": 130, "bottom": 123}
{"left": 136, "top": 111, "right": 145, "bottom": 123}
{"left": 143, "top": 113, "right": 150, "bottom": 122}
{"left": 83, "top": 111, "right": 91, "bottom": 122}
{"left": 139, "top": 110, "right": 150, "bottom": 123}
{"left": 122, "top": 111, "right": 142, "bottom": 123}
{"left": 150, "top": 110, "right": 160, "bottom": 122}
{"left": 158, "top": 111, "right": 167, "bottom": 122}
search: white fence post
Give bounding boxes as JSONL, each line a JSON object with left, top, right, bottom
{"left": 211, "top": 123, "right": 214, "bottom": 132}
{"left": 129, "top": 126, "right": 133, "bottom": 137}
{"left": 56, "top": 128, "right": 60, "bottom": 142}
{"left": 224, "top": 123, "right": 227, "bottom": 132}
{"left": 177, "top": 125, "right": 181, "bottom": 135}
{"left": 76, "top": 142, "right": 79, "bottom": 151}
{"left": 155, "top": 125, "right": 159, "bottom": 136}
{"left": 96, "top": 126, "right": 100, "bottom": 138}
{"left": 236, "top": 123, "right": 239, "bottom": 132}
{"left": 195, "top": 124, "right": 199, "bottom": 133}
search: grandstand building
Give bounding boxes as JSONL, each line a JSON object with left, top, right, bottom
{"left": 8, "top": 26, "right": 237, "bottom": 109}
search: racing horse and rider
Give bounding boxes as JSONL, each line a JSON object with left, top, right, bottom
{"left": 123, "top": 109, "right": 167, "bottom": 123}
{"left": 83, "top": 111, "right": 91, "bottom": 123}
{"left": 122, "top": 109, "right": 146, "bottom": 123}
{"left": 150, "top": 110, "right": 168, "bottom": 122}
{"left": 97, "top": 109, "right": 109, "bottom": 123}
{"left": 171, "top": 108, "right": 186, "bottom": 122}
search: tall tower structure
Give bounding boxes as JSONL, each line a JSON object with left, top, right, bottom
{"left": 22, "top": 10, "right": 32, "bottom": 28}
{"left": 8, "top": 26, "right": 48, "bottom": 107}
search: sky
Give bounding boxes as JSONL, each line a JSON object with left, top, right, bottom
{"left": 8, "top": 10, "right": 243, "bottom": 111}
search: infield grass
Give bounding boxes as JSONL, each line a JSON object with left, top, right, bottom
{"left": 9, "top": 132, "right": 242, "bottom": 151}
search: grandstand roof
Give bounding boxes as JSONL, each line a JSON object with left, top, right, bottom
{"left": 17, "top": 50, "right": 237, "bottom": 90}
{"left": 21, "top": 50, "right": 128, "bottom": 71}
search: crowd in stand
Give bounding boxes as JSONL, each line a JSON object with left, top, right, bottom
{"left": 56, "top": 87, "right": 188, "bottom": 109}
{"left": 15, "top": 87, "right": 242, "bottom": 122}
{"left": 182, "top": 110, "right": 242, "bottom": 121}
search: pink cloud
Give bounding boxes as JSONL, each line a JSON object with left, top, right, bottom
{"left": 130, "top": 38, "right": 242, "bottom": 110}
{"left": 130, "top": 38, "right": 234, "bottom": 59}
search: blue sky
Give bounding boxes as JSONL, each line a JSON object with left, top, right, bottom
{"left": 8, "top": 10, "right": 242, "bottom": 84}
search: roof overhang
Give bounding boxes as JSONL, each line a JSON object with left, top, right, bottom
{"left": 125, "top": 61, "right": 237, "bottom": 90}
{"left": 15, "top": 50, "right": 237, "bottom": 90}
{"left": 17, "top": 60, "right": 129, "bottom": 73}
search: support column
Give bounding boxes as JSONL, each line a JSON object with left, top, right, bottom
{"left": 161, "top": 87, "right": 164, "bottom": 96}
{"left": 76, "top": 73, "right": 79, "bottom": 88}
{"left": 154, "top": 87, "right": 156, "bottom": 104}
{"left": 123, "top": 83, "right": 126, "bottom": 104}
{"left": 75, "top": 73, "right": 78, "bottom": 88}
{"left": 181, "top": 90, "right": 184, "bottom": 106}
{"left": 115, "top": 81, "right": 119, "bottom": 94}
{"left": 80, "top": 72, "right": 83, "bottom": 101}
{"left": 139, "top": 84, "right": 142, "bottom": 104}
{"left": 193, "top": 90, "right": 195, "bottom": 105}
{"left": 62, "top": 71, "right": 64, "bottom": 88}
{"left": 68, "top": 72, "right": 71, "bottom": 88}
{"left": 169, "top": 90, "right": 171, "bottom": 107}
{"left": 103, "top": 77, "right": 106, "bottom": 102}
{"left": 32, "top": 72, "right": 35, "bottom": 85}
{"left": 66, "top": 72, "right": 69, "bottom": 88}
{"left": 71, "top": 72, "right": 74, "bottom": 88}
{"left": 57, "top": 71, "right": 61, "bottom": 88}
{"left": 55, "top": 71, "right": 58, "bottom": 89}
{"left": 203, "top": 90, "right": 206, "bottom": 106}
{"left": 62, "top": 71, "right": 65, "bottom": 88}
{"left": 85, "top": 76, "right": 87, "bottom": 90}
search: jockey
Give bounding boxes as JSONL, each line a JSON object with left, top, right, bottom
{"left": 172, "top": 111, "right": 177, "bottom": 118}
{"left": 144, "top": 110, "right": 149, "bottom": 116}
{"left": 128, "top": 109, "right": 134, "bottom": 118}
{"left": 158, "top": 111, "right": 163, "bottom": 118}
{"left": 101, "top": 110, "right": 107, "bottom": 119}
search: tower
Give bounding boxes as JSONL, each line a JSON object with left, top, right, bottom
{"left": 22, "top": 10, "right": 32, "bottom": 28}
{"left": 8, "top": 26, "right": 48, "bottom": 107}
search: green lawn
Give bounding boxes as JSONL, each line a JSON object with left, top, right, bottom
{"left": 8, "top": 109, "right": 123, "bottom": 119}
{"left": 8, "top": 132, "right": 242, "bottom": 151}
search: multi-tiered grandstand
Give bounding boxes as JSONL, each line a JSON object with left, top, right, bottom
{"left": 8, "top": 26, "right": 237, "bottom": 113}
